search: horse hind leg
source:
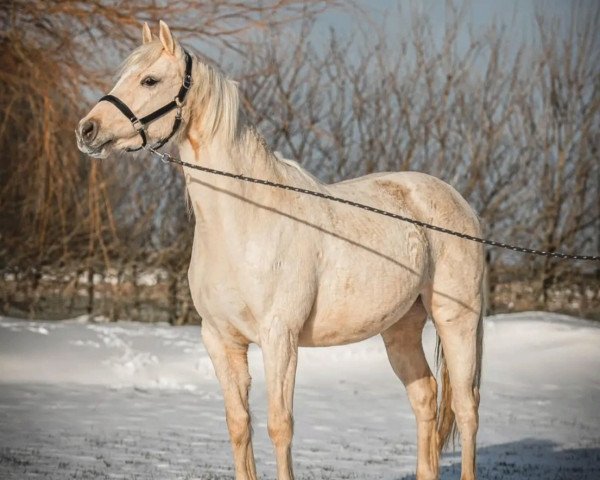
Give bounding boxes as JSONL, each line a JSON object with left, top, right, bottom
{"left": 423, "top": 268, "right": 484, "bottom": 480}
{"left": 382, "top": 298, "right": 439, "bottom": 480}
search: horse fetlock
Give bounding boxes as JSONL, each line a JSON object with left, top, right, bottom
{"left": 416, "top": 468, "right": 439, "bottom": 480}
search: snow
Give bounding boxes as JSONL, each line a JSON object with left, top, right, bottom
{"left": 0, "top": 312, "right": 599, "bottom": 479}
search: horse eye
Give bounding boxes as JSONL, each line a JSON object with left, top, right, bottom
{"left": 141, "top": 76, "right": 159, "bottom": 87}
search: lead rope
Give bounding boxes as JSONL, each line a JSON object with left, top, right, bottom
{"left": 145, "top": 147, "right": 600, "bottom": 262}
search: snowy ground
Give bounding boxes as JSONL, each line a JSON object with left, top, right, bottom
{"left": 0, "top": 312, "right": 599, "bottom": 479}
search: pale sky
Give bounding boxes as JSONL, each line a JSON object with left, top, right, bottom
{"left": 313, "top": 0, "right": 594, "bottom": 51}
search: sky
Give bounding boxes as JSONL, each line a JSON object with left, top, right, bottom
{"left": 312, "top": 0, "right": 594, "bottom": 53}
{"left": 321, "top": 0, "right": 580, "bottom": 34}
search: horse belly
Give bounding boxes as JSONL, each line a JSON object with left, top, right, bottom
{"left": 298, "top": 282, "right": 420, "bottom": 346}
{"left": 298, "top": 253, "right": 426, "bottom": 347}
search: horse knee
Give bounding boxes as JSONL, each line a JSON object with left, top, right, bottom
{"left": 408, "top": 376, "right": 437, "bottom": 421}
{"left": 268, "top": 411, "right": 293, "bottom": 447}
{"left": 227, "top": 410, "right": 251, "bottom": 447}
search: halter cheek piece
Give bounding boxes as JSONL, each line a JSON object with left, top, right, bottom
{"left": 98, "top": 50, "right": 193, "bottom": 151}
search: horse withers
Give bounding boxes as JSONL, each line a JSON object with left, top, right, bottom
{"left": 76, "top": 21, "right": 484, "bottom": 480}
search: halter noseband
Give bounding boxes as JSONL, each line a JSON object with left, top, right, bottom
{"left": 98, "top": 49, "right": 193, "bottom": 151}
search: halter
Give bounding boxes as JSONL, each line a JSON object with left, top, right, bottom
{"left": 98, "top": 49, "right": 193, "bottom": 151}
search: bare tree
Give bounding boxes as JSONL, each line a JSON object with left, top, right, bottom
{"left": 1, "top": 1, "right": 598, "bottom": 321}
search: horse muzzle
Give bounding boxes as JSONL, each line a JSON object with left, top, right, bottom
{"left": 76, "top": 118, "right": 113, "bottom": 158}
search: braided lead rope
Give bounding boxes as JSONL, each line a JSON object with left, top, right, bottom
{"left": 146, "top": 148, "right": 600, "bottom": 262}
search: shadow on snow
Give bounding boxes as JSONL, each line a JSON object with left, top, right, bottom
{"left": 398, "top": 439, "right": 600, "bottom": 480}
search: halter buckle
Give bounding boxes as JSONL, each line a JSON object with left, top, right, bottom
{"left": 183, "top": 74, "right": 192, "bottom": 89}
{"left": 131, "top": 119, "right": 144, "bottom": 132}
{"left": 174, "top": 97, "right": 183, "bottom": 119}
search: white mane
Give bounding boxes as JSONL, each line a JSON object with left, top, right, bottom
{"left": 274, "top": 151, "right": 323, "bottom": 184}
{"left": 191, "top": 58, "right": 240, "bottom": 147}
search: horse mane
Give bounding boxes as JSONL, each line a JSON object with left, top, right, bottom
{"left": 275, "top": 151, "right": 323, "bottom": 185}
{"left": 190, "top": 58, "right": 240, "bottom": 148}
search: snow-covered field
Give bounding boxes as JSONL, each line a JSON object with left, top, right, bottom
{"left": 0, "top": 312, "right": 599, "bottom": 479}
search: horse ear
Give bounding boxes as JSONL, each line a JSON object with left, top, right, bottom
{"left": 158, "top": 20, "right": 176, "bottom": 55}
{"left": 142, "top": 22, "right": 152, "bottom": 45}
{"left": 142, "top": 22, "right": 152, "bottom": 44}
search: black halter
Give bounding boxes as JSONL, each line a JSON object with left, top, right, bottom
{"left": 98, "top": 50, "right": 193, "bottom": 151}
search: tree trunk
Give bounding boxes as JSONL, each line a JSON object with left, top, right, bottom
{"left": 86, "top": 267, "right": 94, "bottom": 316}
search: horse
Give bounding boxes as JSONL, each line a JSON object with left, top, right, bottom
{"left": 76, "top": 21, "right": 484, "bottom": 480}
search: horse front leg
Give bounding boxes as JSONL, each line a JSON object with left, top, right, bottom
{"left": 202, "top": 323, "right": 257, "bottom": 480}
{"left": 261, "top": 322, "right": 299, "bottom": 480}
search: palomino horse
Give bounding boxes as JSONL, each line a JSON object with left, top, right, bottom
{"left": 77, "top": 21, "right": 484, "bottom": 480}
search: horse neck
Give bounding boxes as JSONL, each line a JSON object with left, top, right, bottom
{"left": 179, "top": 121, "right": 319, "bottom": 232}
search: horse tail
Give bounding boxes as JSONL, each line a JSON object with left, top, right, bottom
{"left": 435, "top": 335, "right": 456, "bottom": 452}
{"left": 435, "top": 302, "right": 484, "bottom": 454}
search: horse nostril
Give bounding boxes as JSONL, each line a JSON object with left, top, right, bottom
{"left": 80, "top": 120, "right": 98, "bottom": 143}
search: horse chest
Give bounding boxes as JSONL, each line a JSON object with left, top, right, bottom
{"left": 186, "top": 236, "right": 250, "bottom": 335}
{"left": 187, "top": 232, "right": 303, "bottom": 343}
